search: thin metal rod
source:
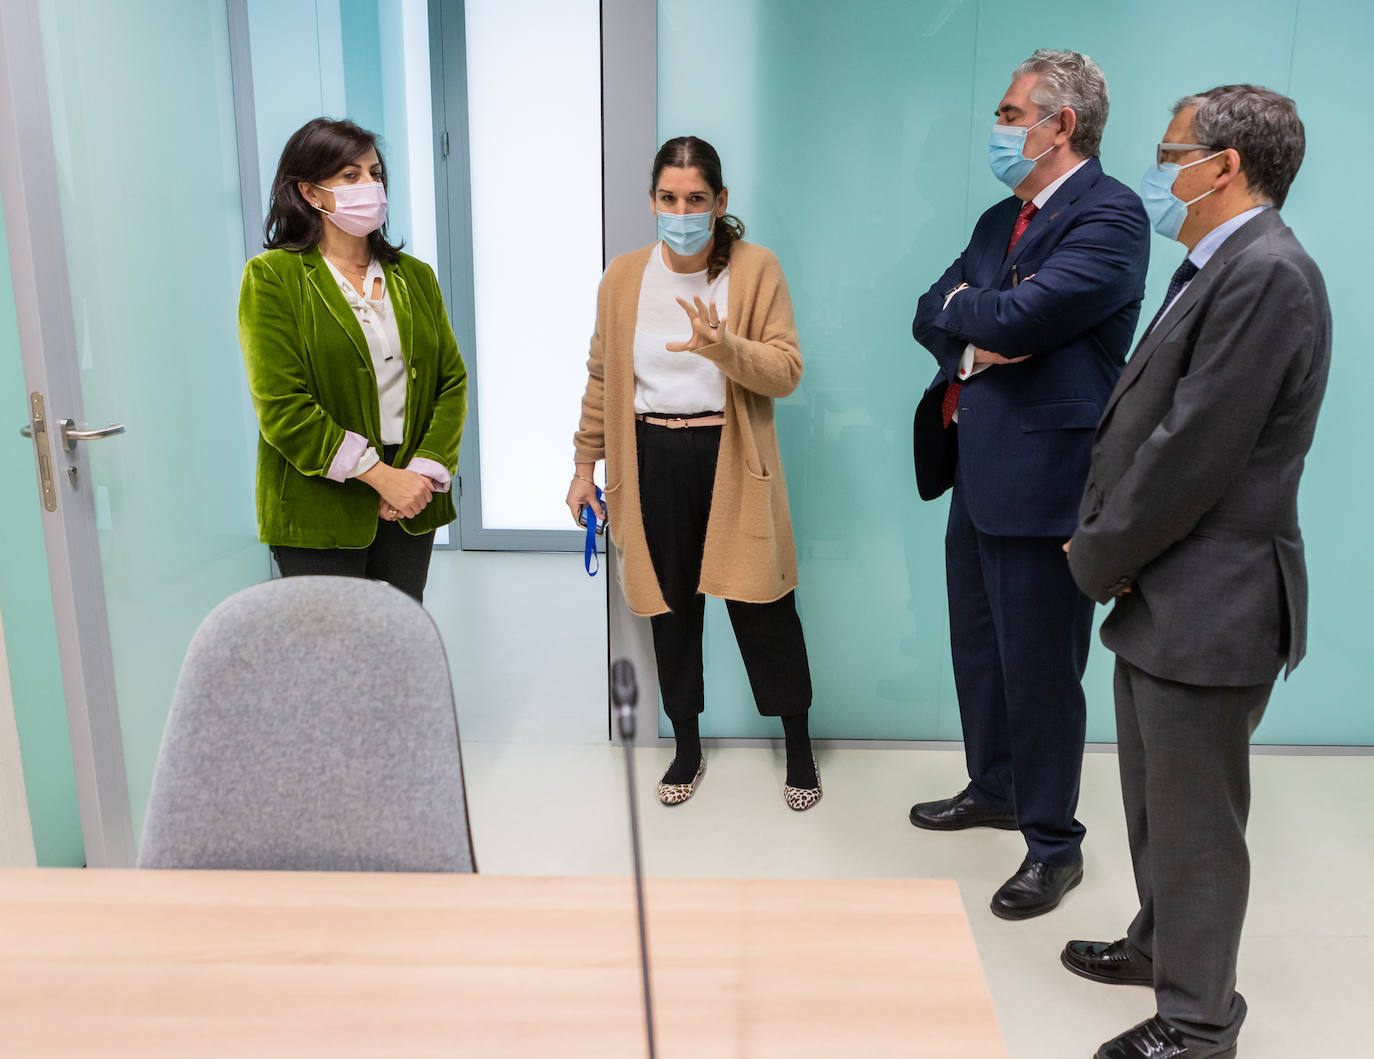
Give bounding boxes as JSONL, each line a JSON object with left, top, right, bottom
{"left": 620, "top": 742, "right": 656, "bottom": 1059}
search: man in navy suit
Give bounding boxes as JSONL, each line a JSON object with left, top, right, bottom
{"left": 909, "top": 49, "right": 1150, "bottom": 919}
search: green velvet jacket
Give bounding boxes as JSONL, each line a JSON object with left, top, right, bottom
{"left": 238, "top": 247, "right": 467, "bottom": 548}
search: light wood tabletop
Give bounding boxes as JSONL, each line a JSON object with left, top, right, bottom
{"left": 0, "top": 869, "right": 1008, "bottom": 1058}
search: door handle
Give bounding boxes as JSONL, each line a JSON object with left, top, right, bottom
{"left": 58, "top": 420, "right": 126, "bottom": 450}
{"left": 19, "top": 418, "right": 126, "bottom": 450}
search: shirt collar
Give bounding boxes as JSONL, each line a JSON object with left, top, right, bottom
{"left": 1031, "top": 158, "right": 1089, "bottom": 210}
{"left": 322, "top": 255, "right": 387, "bottom": 303}
{"left": 1188, "top": 205, "right": 1270, "bottom": 271}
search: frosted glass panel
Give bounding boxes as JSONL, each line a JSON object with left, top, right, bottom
{"left": 0, "top": 186, "right": 81, "bottom": 865}
{"left": 466, "top": 0, "right": 603, "bottom": 531}
{"left": 660, "top": 0, "right": 1374, "bottom": 744}
{"left": 37, "top": 0, "right": 266, "bottom": 834}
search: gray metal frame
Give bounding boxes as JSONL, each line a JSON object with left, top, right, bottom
{"left": 600, "top": 0, "right": 664, "bottom": 745}
{"left": 226, "top": 0, "right": 263, "bottom": 261}
{"left": 0, "top": 0, "right": 136, "bottom": 866}
{"left": 427, "top": 0, "right": 586, "bottom": 552}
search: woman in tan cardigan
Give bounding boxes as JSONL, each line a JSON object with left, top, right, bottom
{"left": 566, "top": 136, "right": 819, "bottom": 811}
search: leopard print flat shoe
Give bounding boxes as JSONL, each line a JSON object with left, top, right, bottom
{"left": 657, "top": 757, "right": 706, "bottom": 806}
{"left": 783, "top": 757, "right": 822, "bottom": 811}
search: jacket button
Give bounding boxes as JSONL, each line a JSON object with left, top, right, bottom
{"left": 409, "top": 367, "right": 417, "bottom": 379}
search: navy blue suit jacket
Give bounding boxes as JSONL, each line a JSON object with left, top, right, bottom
{"left": 912, "top": 158, "right": 1150, "bottom": 538}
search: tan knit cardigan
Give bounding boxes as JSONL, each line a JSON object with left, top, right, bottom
{"left": 573, "top": 241, "right": 803, "bottom": 617}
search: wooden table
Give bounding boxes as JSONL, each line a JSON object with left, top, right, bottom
{"left": 0, "top": 870, "right": 1008, "bottom": 1058}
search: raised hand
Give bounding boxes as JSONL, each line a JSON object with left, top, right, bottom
{"left": 665, "top": 296, "right": 724, "bottom": 353}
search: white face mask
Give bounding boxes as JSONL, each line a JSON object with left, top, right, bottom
{"left": 312, "top": 181, "right": 387, "bottom": 237}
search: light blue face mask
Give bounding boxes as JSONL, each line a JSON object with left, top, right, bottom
{"left": 1139, "top": 151, "right": 1224, "bottom": 240}
{"left": 657, "top": 210, "right": 715, "bottom": 255}
{"left": 987, "top": 112, "right": 1057, "bottom": 189}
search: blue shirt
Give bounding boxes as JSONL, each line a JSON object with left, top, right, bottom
{"left": 1158, "top": 205, "right": 1271, "bottom": 320}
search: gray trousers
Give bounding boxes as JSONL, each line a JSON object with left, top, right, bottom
{"left": 1115, "top": 659, "right": 1273, "bottom": 1053}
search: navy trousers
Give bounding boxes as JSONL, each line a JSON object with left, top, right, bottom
{"left": 944, "top": 483, "right": 1093, "bottom": 865}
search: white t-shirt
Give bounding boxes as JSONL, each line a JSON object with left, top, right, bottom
{"left": 633, "top": 242, "right": 729, "bottom": 415}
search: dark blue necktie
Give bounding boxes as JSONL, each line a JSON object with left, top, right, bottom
{"left": 1145, "top": 258, "right": 1199, "bottom": 335}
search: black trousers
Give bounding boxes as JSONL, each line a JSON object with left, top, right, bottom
{"left": 945, "top": 482, "right": 1093, "bottom": 866}
{"left": 272, "top": 445, "right": 437, "bottom": 602}
{"left": 636, "top": 419, "right": 811, "bottom": 722}
{"left": 1115, "top": 658, "right": 1272, "bottom": 1052}
{"left": 272, "top": 517, "right": 436, "bottom": 603}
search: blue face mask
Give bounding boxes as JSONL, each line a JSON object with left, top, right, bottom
{"left": 987, "top": 112, "right": 1057, "bottom": 189}
{"left": 1139, "top": 152, "right": 1224, "bottom": 240}
{"left": 657, "top": 210, "right": 715, "bottom": 256}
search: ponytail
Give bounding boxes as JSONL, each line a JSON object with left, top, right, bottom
{"left": 708, "top": 213, "right": 745, "bottom": 281}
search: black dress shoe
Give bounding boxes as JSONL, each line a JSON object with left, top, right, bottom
{"left": 1095, "top": 1015, "right": 1236, "bottom": 1058}
{"left": 989, "top": 856, "right": 1082, "bottom": 920}
{"left": 908, "top": 787, "right": 1017, "bottom": 831}
{"left": 1062, "top": 938, "right": 1153, "bottom": 985}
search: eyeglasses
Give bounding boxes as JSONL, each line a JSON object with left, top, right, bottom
{"left": 1156, "top": 142, "right": 1221, "bottom": 166}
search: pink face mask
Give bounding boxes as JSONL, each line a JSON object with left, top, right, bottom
{"left": 312, "top": 181, "right": 387, "bottom": 237}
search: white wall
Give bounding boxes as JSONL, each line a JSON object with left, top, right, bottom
{"left": 0, "top": 603, "right": 38, "bottom": 867}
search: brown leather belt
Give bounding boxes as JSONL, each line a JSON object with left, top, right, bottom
{"left": 635, "top": 412, "right": 726, "bottom": 429}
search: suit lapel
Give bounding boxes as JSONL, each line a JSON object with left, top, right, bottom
{"left": 996, "top": 157, "right": 1102, "bottom": 286}
{"left": 303, "top": 247, "right": 370, "bottom": 368}
{"left": 1101, "top": 276, "right": 1211, "bottom": 421}
{"left": 974, "top": 199, "right": 1021, "bottom": 286}
{"left": 1100, "top": 209, "right": 1286, "bottom": 421}
{"left": 385, "top": 260, "right": 414, "bottom": 365}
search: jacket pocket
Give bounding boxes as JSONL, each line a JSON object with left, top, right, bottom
{"left": 1019, "top": 399, "right": 1102, "bottom": 432}
{"left": 602, "top": 477, "right": 623, "bottom": 535}
{"left": 740, "top": 468, "right": 774, "bottom": 539}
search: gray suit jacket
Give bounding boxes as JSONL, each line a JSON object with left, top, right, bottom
{"left": 1068, "top": 209, "right": 1331, "bottom": 687}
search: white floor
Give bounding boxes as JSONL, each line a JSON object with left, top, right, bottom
{"left": 427, "top": 549, "right": 1374, "bottom": 1059}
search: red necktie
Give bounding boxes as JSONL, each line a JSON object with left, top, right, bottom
{"left": 942, "top": 201, "right": 1040, "bottom": 428}
{"left": 1007, "top": 201, "right": 1039, "bottom": 254}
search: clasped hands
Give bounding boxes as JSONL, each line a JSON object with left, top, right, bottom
{"left": 361, "top": 462, "right": 437, "bottom": 522}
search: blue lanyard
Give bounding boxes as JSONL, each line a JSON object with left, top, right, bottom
{"left": 584, "top": 486, "right": 605, "bottom": 576}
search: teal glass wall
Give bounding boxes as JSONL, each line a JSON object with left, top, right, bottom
{"left": 35, "top": 0, "right": 267, "bottom": 838}
{"left": 0, "top": 186, "right": 82, "bottom": 866}
{"left": 247, "top": 0, "right": 420, "bottom": 252}
{"left": 659, "top": 0, "right": 1374, "bottom": 744}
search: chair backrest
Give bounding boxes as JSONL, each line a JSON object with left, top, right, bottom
{"left": 138, "top": 575, "right": 474, "bottom": 872}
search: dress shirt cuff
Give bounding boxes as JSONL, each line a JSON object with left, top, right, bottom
{"left": 406, "top": 457, "right": 452, "bottom": 493}
{"left": 345, "top": 446, "right": 381, "bottom": 480}
{"left": 957, "top": 343, "right": 992, "bottom": 380}
{"left": 327, "top": 431, "right": 373, "bottom": 483}
{"left": 942, "top": 284, "right": 968, "bottom": 311}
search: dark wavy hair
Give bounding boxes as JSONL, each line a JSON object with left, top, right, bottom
{"left": 264, "top": 117, "right": 403, "bottom": 262}
{"left": 651, "top": 136, "right": 743, "bottom": 281}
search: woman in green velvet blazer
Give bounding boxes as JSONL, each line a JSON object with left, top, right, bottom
{"left": 239, "top": 118, "right": 467, "bottom": 602}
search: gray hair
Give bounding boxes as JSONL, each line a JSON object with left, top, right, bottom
{"left": 1173, "top": 85, "right": 1305, "bottom": 208}
{"left": 1013, "top": 49, "right": 1109, "bottom": 158}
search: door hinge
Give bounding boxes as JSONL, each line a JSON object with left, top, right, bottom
{"left": 441, "top": 131, "right": 450, "bottom": 158}
{"left": 456, "top": 474, "right": 462, "bottom": 496}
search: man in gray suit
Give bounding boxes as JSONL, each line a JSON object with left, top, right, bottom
{"left": 1059, "top": 85, "right": 1331, "bottom": 1059}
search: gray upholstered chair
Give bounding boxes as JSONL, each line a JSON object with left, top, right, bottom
{"left": 138, "top": 575, "right": 474, "bottom": 872}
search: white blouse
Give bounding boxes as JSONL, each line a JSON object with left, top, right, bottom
{"left": 632, "top": 243, "right": 729, "bottom": 415}
{"left": 322, "top": 256, "right": 405, "bottom": 477}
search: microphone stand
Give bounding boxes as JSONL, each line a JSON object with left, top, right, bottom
{"left": 611, "top": 659, "right": 656, "bottom": 1059}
